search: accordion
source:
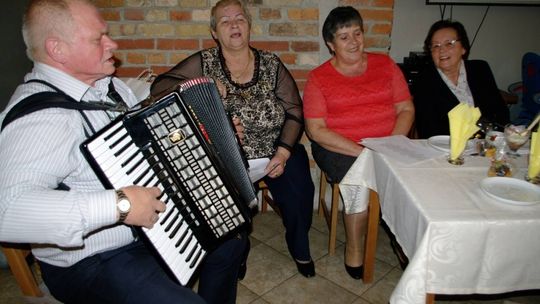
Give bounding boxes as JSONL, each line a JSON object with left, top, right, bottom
{"left": 80, "top": 77, "right": 257, "bottom": 285}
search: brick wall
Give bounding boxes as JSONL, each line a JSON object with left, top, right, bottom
{"left": 93, "top": 0, "right": 395, "bottom": 91}
{"left": 92, "top": 0, "right": 393, "bottom": 205}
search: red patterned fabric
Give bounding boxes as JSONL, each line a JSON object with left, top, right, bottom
{"left": 303, "top": 53, "right": 410, "bottom": 142}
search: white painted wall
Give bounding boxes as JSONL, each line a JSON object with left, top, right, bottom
{"left": 390, "top": 0, "right": 540, "bottom": 90}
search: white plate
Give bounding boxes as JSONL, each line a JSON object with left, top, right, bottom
{"left": 427, "top": 135, "right": 475, "bottom": 154}
{"left": 480, "top": 177, "right": 540, "bottom": 206}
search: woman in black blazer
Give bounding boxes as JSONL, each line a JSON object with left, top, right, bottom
{"left": 413, "top": 20, "right": 509, "bottom": 139}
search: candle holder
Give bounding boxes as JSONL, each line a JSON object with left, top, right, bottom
{"left": 447, "top": 154, "right": 464, "bottom": 165}
{"left": 525, "top": 174, "right": 540, "bottom": 184}
{"left": 488, "top": 159, "right": 514, "bottom": 177}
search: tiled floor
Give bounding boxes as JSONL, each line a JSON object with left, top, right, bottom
{"left": 1, "top": 211, "right": 540, "bottom": 304}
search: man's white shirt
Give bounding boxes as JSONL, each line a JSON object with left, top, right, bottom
{"left": 0, "top": 63, "right": 140, "bottom": 267}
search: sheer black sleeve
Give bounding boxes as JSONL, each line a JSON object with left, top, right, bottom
{"left": 150, "top": 52, "right": 204, "bottom": 98}
{"left": 275, "top": 60, "right": 304, "bottom": 151}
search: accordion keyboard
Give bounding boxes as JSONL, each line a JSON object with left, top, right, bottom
{"left": 86, "top": 119, "right": 206, "bottom": 285}
{"left": 83, "top": 95, "right": 247, "bottom": 285}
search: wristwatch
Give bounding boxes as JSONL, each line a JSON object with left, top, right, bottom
{"left": 115, "top": 190, "right": 131, "bottom": 223}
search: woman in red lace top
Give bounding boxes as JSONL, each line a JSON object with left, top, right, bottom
{"left": 303, "top": 6, "right": 414, "bottom": 280}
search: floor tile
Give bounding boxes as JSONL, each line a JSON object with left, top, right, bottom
{"left": 262, "top": 274, "right": 358, "bottom": 304}
{"left": 314, "top": 243, "right": 394, "bottom": 297}
{"left": 249, "top": 211, "right": 285, "bottom": 242}
{"left": 238, "top": 243, "right": 297, "bottom": 295}
{"left": 375, "top": 223, "right": 401, "bottom": 268}
{"left": 264, "top": 222, "right": 329, "bottom": 262}
{"left": 236, "top": 283, "right": 259, "bottom": 304}
{"left": 362, "top": 266, "right": 403, "bottom": 304}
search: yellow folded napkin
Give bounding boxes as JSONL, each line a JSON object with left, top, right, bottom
{"left": 528, "top": 131, "right": 540, "bottom": 179}
{"left": 447, "top": 103, "right": 481, "bottom": 160}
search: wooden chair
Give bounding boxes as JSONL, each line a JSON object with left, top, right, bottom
{"left": 258, "top": 180, "right": 281, "bottom": 216}
{"left": 318, "top": 170, "right": 341, "bottom": 256}
{"left": 317, "top": 170, "right": 380, "bottom": 283}
{"left": 1, "top": 243, "right": 43, "bottom": 297}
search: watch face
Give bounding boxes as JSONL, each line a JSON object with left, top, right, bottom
{"left": 118, "top": 199, "right": 131, "bottom": 212}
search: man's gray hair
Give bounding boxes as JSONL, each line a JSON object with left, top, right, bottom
{"left": 22, "top": 0, "right": 85, "bottom": 61}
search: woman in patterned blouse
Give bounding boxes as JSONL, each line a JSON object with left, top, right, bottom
{"left": 151, "top": 0, "right": 316, "bottom": 278}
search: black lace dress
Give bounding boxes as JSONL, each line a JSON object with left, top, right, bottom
{"left": 150, "top": 47, "right": 304, "bottom": 159}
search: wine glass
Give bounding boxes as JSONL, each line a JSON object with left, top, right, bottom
{"left": 504, "top": 124, "right": 530, "bottom": 157}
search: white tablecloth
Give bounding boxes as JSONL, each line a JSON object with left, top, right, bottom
{"left": 339, "top": 150, "right": 375, "bottom": 214}
{"left": 342, "top": 140, "right": 540, "bottom": 304}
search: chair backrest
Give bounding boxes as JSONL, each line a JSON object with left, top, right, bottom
{"left": 517, "top": 52, "right": 540, "bottom": 124}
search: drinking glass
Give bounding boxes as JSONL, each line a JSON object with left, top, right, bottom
{"left": 484, "top": 130, "right": 505, "bottom": 159}
{"left": 504, "top": 124, "right": 530, "bottom": 157}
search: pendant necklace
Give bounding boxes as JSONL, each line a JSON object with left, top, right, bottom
{"left": 229, "top": 51, "right": 252, "bottom": 82}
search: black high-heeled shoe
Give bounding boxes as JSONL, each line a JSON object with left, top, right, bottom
{"left": 295, "top": 260, "right": 315, "bottom": 278}
{"left": 390, "top": 238, "right": 409, "bottom": 270}
{"left": 344, "top": 264, "right": 363, "bottom": 280}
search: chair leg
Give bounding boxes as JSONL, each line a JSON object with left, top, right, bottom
{"left": 1, "top": 245, "right": 43, "bottom": 297}
{"left": 426, "top": 293, "right": 436, "bottom": 304}
{"left": 318, "top": 171, "right": 341, "bottom": 256}
{"left": 362, "top": 190, "right": 380, "bottom": 283}
{"left": 261, "top": 187, "right": 269, "bottom": 213}
{"left": 318, "top": 171, "right": 327, "bottom": 217}
{"left": 260, "top": 182, "right": 282, "bottom": 217}
{"left": 328, "top": 183, "right": 340, "bottom": 256}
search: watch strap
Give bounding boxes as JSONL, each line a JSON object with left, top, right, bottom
{"left": 115, "top": 190, "right": 130, "bottom": 223}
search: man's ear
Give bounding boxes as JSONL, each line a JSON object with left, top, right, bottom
{"left": 45, "top": 37, "right": 67, "bottom": 64}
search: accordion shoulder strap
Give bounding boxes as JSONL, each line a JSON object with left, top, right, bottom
{"left": 1, "top": 79, "right": 108, "bottom": 132}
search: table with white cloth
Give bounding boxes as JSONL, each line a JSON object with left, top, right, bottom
{"left": 339, "top": 137, "right": 540, "bottom": 304}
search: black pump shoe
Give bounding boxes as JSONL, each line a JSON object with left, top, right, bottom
{"left": 344, "top": 264, "right": 363, "bottom": 280}
{"left": 295, "top": 260, "right": 315, "bottom": 278}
